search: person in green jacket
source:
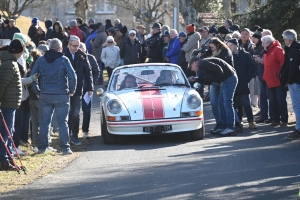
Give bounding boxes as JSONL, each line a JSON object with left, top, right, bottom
{"left": 0, "top": 39, "right": 24, "bottom": 171}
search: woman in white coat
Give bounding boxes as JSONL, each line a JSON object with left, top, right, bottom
{"left": 101, "top": 36, "right": 121, "bottom": 80}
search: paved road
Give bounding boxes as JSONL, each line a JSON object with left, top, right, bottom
{"left": 1, "top": 86, "right": 300, "bottom": 200}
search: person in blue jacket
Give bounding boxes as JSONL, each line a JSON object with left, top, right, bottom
{"left": 85, "top": 24, "right": 98, "bottom": 54}
{"left": 165, "top": 29, "right": 181, "bottom": 64}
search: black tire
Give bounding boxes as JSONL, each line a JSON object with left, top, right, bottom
{"left": 101, "top": 111, "right": 118, "bottom": 144}
{"left": 190, "top": 120, "right": 205, "bottom": 140}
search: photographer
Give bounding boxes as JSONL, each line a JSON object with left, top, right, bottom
{"left": 188, "top": 56, "right": 238, "bottom": 136}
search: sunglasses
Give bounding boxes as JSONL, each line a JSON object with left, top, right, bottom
{"left": 115, "top": 30, "right": 120, "bottom": 32}
{"left": 129, "top": 34, "right": 136, "bottom": 36}
{"left": 107, "top": 41, "right": 113, "bottom": 44}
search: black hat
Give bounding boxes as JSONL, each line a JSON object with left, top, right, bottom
{"left": 8, "top": 39, "right": 25, "bottom": 54}
{"left": 230, "top": 24, "right": 240, "bottom": 32}
{"left": 152, "top": 22, "right": 161, "bottom": 29}
{"left": 208, "top": 25, "right": 218, "bottom": 34}
{"left": 4, "top": 19, "right": 9, "bottom": 25}
{"left": 252, "top": 28, "right": 263, "bottom": 39}
{"left": 107, "top": 27, "right": 115, "bottom": 34}
{"left": 250, "top": 25, "right": 261, "bottom": 32}
{"left": 199, "top": 26, "right": 209, "bottom": 32}
{"left": 218, "top": 26, "right": 229, "bottom": 34}
{"left": 189, "top": 56, "right": 200, "bottom": 68}
{"left": 88, "top": 24, "right": 96, "bottom": 31}
{"left": 162, "top": 30, "right": 170, "bottom": 37}
{"left": 227, "top": 38, "right": 239, "bottom": 47}
{"left": 120, "top": 25, "right": 128, "bottom": 35}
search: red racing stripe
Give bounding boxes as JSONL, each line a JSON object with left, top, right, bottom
{"left": 140, "top": 89, "right": 165, "bottom": 120}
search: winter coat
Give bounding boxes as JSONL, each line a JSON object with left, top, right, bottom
{"left": 92, "top": 25, "right": 107, "bottom": 62}
{"left": 145, "top": 32, "right": 164, "bottom": 62}
{"left": 49, "top": 22, "right": 65, "bottom": 41}
{"left": 32, "top": 31, "right": 46, "bottom": 47}
{"left": 28, "top": 25, "right": 38, "bottom": 41}
{"left": 166, "top": 37, "right": 181, "bottom": 64}
{"left": 178, "top": 41, "right": 186, "bottom": 67}
{"left": 0, "top": 51, "right": 22, "bottom": 108}
{"left": 263, "top": 40, "right": 285, "bottom": 88}
{"left": 86, "top": 54, "right": 100, "bottom": 84}
{"left": 252, "top": 42, "right": 263, "bottom": 77}
{"left": 238, "top": 39, "right": 254, "bottom": 53}
{"left": 200, "top": 37, "right": 210, "bottom": 47}
{"left": 197, "top": 57, "right": 236, "bottom": 85}
{"left": 232, "top": 48, "right": 256, "bottom": 94}
{"left": 120, "top": 38, "right": 141, "bottom": 65}
{"left": 4, "top": 26, "right": 21, "bottom": 40}
{"left": 283, "top": 41, "right": 300, "bottom": 85}
{"left": 101, "top": 44, "right": 121, "bottom": 69}
{"left": 162, "top": 42, "right": 169, "bottom": 63}
{"left": 30, "top": 50, "right": 77, "bottom": 95}
{"left": 63, "top": 48, "right": 93, "bottom": 96}
{"left": 85, "top": 30, "right": 97, "bottom": 54}
{"left": 182, "top": 32, "right": 201, "bottom": 62}
{"left": 45, "top": 20, "right": 53, "bottom": 40}
{"left": 70, "top": 26, "right": 84, "bottom": 42}
{"left": 114, "top": 34, "right": 123, "bottom": 47}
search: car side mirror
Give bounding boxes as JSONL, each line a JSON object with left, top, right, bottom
{"left": 193, "top": 82, "right": 201, "bottom": 89}
{"left": 96, "top": 88, "right": 104, "bottom": 96}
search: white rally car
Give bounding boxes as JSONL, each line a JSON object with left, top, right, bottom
{"left": 97, "top": 63, "right": 204, "bottom": 144}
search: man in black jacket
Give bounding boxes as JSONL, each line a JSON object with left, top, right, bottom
{"left": 227, "top": 38, "right": 257, "bottom": 129}
{"left": 188, "top": 56, "right": 238, "bottom": 136}
{"left": 145, "top": 22, "right": 164, "bottom": 63}
{"left": 4, "top": 19, "right": 21, "bottom": 40}
{"left": 120, "top": 30, "right": 142, "bottom": 65}
{"left": 282, "top": 29, "right": 300, "bottom": 139}
{"left": 63, "top": 35, "right": 93, "bottom": 145}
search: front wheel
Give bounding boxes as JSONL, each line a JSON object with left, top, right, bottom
{"left": 101, "top": 111, "right": 118, "bottom": 144}
{"left": 190, "top": 120, "right": 205, "bottom": 140}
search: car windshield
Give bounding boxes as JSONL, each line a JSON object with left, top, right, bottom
{"left": 108, "top": 65, "right": 188, "bottom": 91}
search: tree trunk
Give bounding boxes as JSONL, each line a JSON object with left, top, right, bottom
{"left": 75, "top": 0, "right": 89, "bottom": 21}
{"left": 179, "top": 0, "right": 199, "bottom": 27}
{"left": 223, "top": 0, "right": 231, "bottom": 15}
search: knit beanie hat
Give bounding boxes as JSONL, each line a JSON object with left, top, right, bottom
{"left": 69, "top": 19, "right": 77, "bottom": 27}
{"left": 89, "top": 19, "right": 96, "bottom": 24}
{"left": 13, "top": 33, "right": 28, "bottom": 45}
{"left": 4, "top": 19, "right": 9, "bottom": 25}
{"left": 128, "top": 30, "right": 136, "bottom": 35}
{"left": 88, "top": 24, "right": 96, "bottom": 31}
{"left": 106, "top": 36, "right": 114, "bottom": 42}
{"left": 218, "top": 26, "right": 229, "bottom": 34}
{"left": 252, "top": 28, "right": 263, "bottom": 39}
{"left": 227, "top": 38, "right": 239, "bottom": 47}
{"left": 178, "top": 31, "right": 187, "bottom": 38}
{"left": 107, "top": 27, "right": 115, "bottom": 34}
{"left": 230, "top": 24, "right": 240, "bottom": 32}
{"left": 186, "top": 24, "right": 196, "bottom": 33}
{"left": 208, "top": 25, "right": 218, "bottom": 34}
{"left": 120, "top": 25, "right": 128, "bottom": 35}
{"left": 32, "top": 17, "right": 39, "bottom": 25}
{"left": 251, "top": 25, "right": 261, "bottom": 32}
{"left": 37, "top": 44, "right": 49, "bottom": 53}
{"left": 8, "top": 39, "right": 25, "bottom": 54}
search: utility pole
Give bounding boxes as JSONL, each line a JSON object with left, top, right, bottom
{"left": 173, "top": 0, "right": 179, "bottom": 30}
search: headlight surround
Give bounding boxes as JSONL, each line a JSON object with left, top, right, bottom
{"left": 107, "top": 99, "right": 122, "bottom": 114}
{"left": 186, "top": 94, "right": 201, "bottom": 109}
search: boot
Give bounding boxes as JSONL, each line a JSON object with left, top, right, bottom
{"left": 235, "top": 122, "right": 243, "bottom": 133}
{"left": 249, "top": 120, "right": 257, "bottom": 129}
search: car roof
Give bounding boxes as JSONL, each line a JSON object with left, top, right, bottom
{"left": 114, "top": 63, "right": 181, "bottom": 70}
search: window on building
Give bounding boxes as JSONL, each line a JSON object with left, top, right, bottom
{"left": 96, "top": 0, "right": 116, "bottom": 13}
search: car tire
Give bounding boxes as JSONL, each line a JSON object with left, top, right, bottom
{"left": 101, "top": 111, "right": 118, "bottom": 144}
{"left": 190, "top": 120, "right": 205, "bottom": 140}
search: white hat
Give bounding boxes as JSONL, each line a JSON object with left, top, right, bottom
{"left": 128, "top": 30, "right": 136, "bottom": 35}
{"left": 106, "top": 36, "right": 114, "bottom": 42}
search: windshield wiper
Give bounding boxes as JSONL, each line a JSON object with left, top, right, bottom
{"left": 154, "top": 83, "right": 172, "bottom": 87}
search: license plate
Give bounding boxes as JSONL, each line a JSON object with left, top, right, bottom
{"left": 143, "top": 125, "right": 172, "bottom": 132}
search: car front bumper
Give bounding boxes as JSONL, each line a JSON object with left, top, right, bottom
{"left": 106, "top": 117, "right": 203, "bottom": 135}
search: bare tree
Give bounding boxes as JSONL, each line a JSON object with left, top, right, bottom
{"left": 222, "top": 0, "right": 231, "bottom": 15}
{"left": 0, "top": 0, "right": 44, "bottom": 19}
{"left": 179, "top": 0, "right": 199, "bottom": 27}
{"left": 74, "top": 0, "right": 89, "bottom": 21}
{"left": 109, "top": 0, "right": 171, "bottom": 32}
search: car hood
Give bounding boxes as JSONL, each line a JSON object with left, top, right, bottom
{"left": 113, "top": 87, "right": 189, "bottom": 120}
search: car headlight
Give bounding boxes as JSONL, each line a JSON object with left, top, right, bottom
{"left": 107, "top": 99, "right": 122, "bottom": 114}
{"left": 186, "top": 94, "right": 201, "bottom": 109}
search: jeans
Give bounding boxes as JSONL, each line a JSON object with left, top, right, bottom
{"left": 218, "top": 74, "right": 238, "bottom": 129}
{"left": 234, "top": 94, "right": 254, "bottom": 122}
{"left": 68, "top": 96, "right": 81, "bottom": 138}
{"left": 13, "top": 99, "right": 31, "bottom": 147}
{"left": 97, "top": 61, "right": 103, "bottom": 83}
{"left": 39, "top": 94, "right": 70, "bottom": 152}
{"left": 288, "top": 83, "right": 300, "bottom": 131}
{"left": 0, "top": 108, "right": 16, "bottom": 162}
{"left": 51, "top": 109, "right": 59, "bottom": 133}
{"left": 268, "top": 86, "right": 288, "bottom": 123}
{"left": 82, "top": 90, "right": 92, "bottom": 132}
{"left": 259, "top": 80, "right": 271, "bottom": 120}
{"left": 210, "top": 84, "right": 221, "bottom": 124}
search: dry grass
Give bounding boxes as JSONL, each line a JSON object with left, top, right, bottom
{"left": 14, "top": 15, "right": 46, "bottom": 35}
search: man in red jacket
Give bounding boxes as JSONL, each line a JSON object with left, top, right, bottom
{"left": 261, "top": 35, "right": 288, "bottom": 127}
{"left": 69, "top": 19, "right": 85, "bottom": 42}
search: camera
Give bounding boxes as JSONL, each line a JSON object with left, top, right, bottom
{"left": 192, "top": 45, "right": 212, "bottom": 58}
